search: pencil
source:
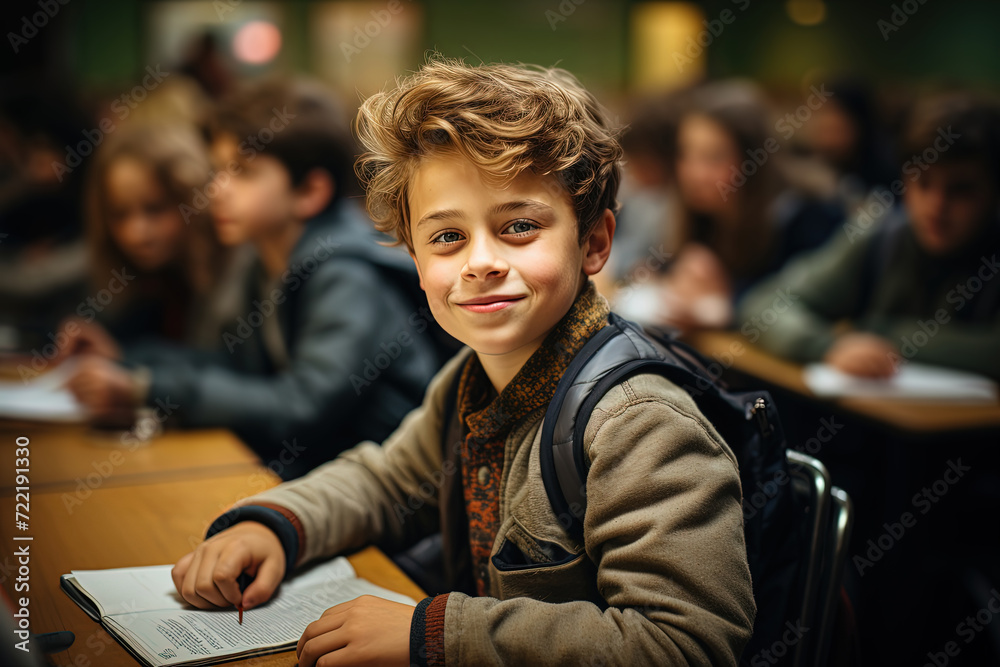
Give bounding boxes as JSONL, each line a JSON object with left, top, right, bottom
{"left": 237, "top": 572, "right": 250, "bottom": 625}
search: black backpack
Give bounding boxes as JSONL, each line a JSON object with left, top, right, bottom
{"left": 534, "top": 313, "right": 803, "bottom": 664}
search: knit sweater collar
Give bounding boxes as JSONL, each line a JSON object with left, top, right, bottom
{"left": 457, "top": 280, "right": 610, "bottom": 441}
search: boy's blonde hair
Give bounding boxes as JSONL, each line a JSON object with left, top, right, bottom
{"left": 355, "top": 58, "right": 623, "bottom": 250}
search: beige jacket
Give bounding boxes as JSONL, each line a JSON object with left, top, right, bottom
{"left": 236, "top": 347, "right": 756, "bottom": 665}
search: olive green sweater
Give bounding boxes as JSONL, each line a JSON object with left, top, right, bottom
{"left": 738, "top": 211, "right": 1000, "bottom": 379}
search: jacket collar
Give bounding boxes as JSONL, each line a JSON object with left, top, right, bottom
{"left": 288, "top": 199, "right": 413, "bottom": 272}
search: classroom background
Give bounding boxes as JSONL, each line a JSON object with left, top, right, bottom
{"left": 2, "top": 1, "right": 999, "bottom": 666}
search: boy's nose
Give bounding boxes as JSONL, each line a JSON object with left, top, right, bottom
{"left": 462, "top": 236, "right": 509, "bottom": 281}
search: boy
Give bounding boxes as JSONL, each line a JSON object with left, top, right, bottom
{"left": 65, "top": 79, "right": 440, "bottom": 478}
{"left": 738, "top": 92, "right": 1000, "bottom": 379}
{"left": 172, "top": 61, "right": 755, "bottom": 665}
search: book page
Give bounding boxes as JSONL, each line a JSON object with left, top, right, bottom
{"left": 69, "top": 565, "right": 187, "bottom": 617}
{"left": 70, "top": 557, "right": 415, "bottom": 667}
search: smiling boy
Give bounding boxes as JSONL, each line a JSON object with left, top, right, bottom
{"left": 172, "top": 60, "right": 755, "bottom": 666}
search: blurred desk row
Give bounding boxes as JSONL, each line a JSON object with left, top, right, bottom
{"left": 685, "top": 330, "right": 1000, "bottom": 436}
{"left": 2, "top": 337, "right": 996, "bottom": 666}
{"left": 0, "top": 424, "right": 425, "bottom": 667}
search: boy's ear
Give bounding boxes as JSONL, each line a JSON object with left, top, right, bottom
{"left": 292, "top": 168, "right": 335, "bottom": 220}
{"left": 581, "top": 209, "right": 616, "bottom": 276}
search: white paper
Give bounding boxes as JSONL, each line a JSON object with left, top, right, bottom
{"left": 66, "top": 557, "right": 415, "bottom": 667}
{"left": 72, "top": 565, "right": 189, "bottom": 617}
{"left": 0, "top": 359, "right": 87, "bottom": 421}
{"left": 803, "top": 362, "right": 999, "bottom": 401}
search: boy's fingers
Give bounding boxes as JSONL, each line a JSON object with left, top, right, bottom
{"left": 182, "top": 550, "right": 226, "bottom": 609}
{"left": 241, "top": 556, "right": 283, "bottom": 609}
{"left": 193, "top": 551, "right": 231, "bottom": 608}
{"left": 213, "top": 546, "right": 250, "bottom": 607}
{"left": 171, "top": 552, "right": 194, "bottom": 594}
{"left": 64, "top": 371, "right": 87, "bottom": 398}
{"left": 297, "top": 615, "right": 348, "bottom": 662}
{"left": 864, "top": 350, "right": 894, "bottom": 377}
{"left": 179, "top": 550, "right": 208, "bottom": 608}
{"left": 319, "top": 600, "right": 351, "bottom": 618}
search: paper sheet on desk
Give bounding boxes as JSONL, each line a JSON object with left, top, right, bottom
{"left": 0, "top": 359, "right": 87, "bottom": 422}
{"left": 803, "top": 362, "right": 999, "bottom": 401}
{"left": 64, "top": 557, "right": 416, "bottom": 666}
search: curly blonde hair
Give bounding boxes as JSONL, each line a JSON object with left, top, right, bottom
{"left": 355, "top": 58, "right": 623, "bottom": 250}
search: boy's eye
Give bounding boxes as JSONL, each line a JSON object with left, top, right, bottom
{"left": 431, "top": 230, "right": 464, "bottom": 244}
{"left": 505, "top": 219, "right": 538, "bottom": 235}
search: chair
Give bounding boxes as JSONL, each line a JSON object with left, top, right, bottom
{"left": 813, "top": 487, "right": 855, "bottom": 667}
{"left": 784, "top": 450, "right": 856, "bottom": 667}
{"left": 785, "top": 450, "right": 833, "bottom": 667}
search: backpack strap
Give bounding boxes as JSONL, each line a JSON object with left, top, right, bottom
{"left": 539, "top": 314, "right": 735, "bottom": 539}
{"left": 540, "top": 313, "right": 785, "bottom": 543}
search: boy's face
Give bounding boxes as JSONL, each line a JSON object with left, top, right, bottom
{"left": 208, "top": 133, "right": 298, "bottom": 245}
{"left": 407, "top": 153, "right": 603, "bottom": 359}
{"left": 906, "top": 160, "right": 998, "bottom": 256}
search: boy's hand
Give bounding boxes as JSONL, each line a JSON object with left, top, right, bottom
{"left": 296, "top": 595, "right": 412, "bottom": 667}
{"left": 661, "top": 244, "right": 733, "bottom": 332}
{"left": 671, "top": 243, "right": 731, "bottom": 297}
{"left": 55, "top": 318, "right": 122, "bottom": 362}
{"left": 66, "top": 356, "right": 138, "bottom": 425}
{"left": 823, "top": 332, "right": 899, "bottom": 378}
{"left": 171, "top": 521, "right": 285, "bottom": 611}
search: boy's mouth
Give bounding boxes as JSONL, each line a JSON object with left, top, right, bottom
{"left": 456, "top": 294, "right": 526, "bottom": 313}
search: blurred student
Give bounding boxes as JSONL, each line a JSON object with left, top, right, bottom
{"left": 169, "top": 60, "right": 755, "bottom": 666}
{"left": 616, "top": 81, "right": 841, "bottom": 333}
{"left": 800, "top": 80, "right": 897, "bottom": 213}
{"left": 597, "top": 89, "right": 684, "bottom": 292}
{"left": 65, "top": 79, "right": 441, "bottom": 477}
{"left": 60, "top": 122, "right": 239, "bottom": 356}
{"left": 738, "top": 92, "right": 1000, "bottom": 380}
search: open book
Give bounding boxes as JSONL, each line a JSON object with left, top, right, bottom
{"left": 61, "top": 557, "right": 416, "bottom": 667}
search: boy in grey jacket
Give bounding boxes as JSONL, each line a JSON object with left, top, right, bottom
{"left": 64, "top": 79, "right": 439, "bottom": 477}
{"left": 171, "top": 60, "right": 756, "bottom": 665}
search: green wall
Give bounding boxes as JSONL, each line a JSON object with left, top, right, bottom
{"left": 704, "top": 0, "right": 1000, "bottom": 88}
{"left": 62, "top": 0, "right": 1000, "bottom": 91}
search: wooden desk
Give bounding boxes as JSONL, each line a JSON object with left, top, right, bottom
{"left": 686, "top": 330, "right": 1000, "bottom": 434}
{"left": 0, "top": 470, "right": 425, "bottom": 666}
{"left": 0, "top": 426, "right": 262, "bottom": 494}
